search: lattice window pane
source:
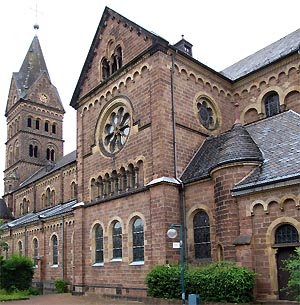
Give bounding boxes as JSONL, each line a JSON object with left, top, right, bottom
{"left": 275, "top": 224, "right": 298, "bottom": 244}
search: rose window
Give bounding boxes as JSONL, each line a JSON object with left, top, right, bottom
{"left": 101, "top": 106, "right": 131, "bottom": 154}
{"left": 197, "top": 99, "right": 217, "bottom": 130}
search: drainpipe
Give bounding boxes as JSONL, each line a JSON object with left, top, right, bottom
{"left": 24, "top": 225, "right": 27, "bottom": 256}
{"left": 61, "top": 215, "right": 65, "bottom": 280}
{"left": 171, "top": 51, "right": 187, "bottom": 258}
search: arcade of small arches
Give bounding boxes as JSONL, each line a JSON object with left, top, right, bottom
{"left": 90, "top": 161, "right": 144, "bottom": 201}
{"left": 242, "top": 88, "right": 300, "bottom": 124}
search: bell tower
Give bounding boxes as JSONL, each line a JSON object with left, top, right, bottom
{"left": 3, "top": 35, "right": 65, "bottom": 195}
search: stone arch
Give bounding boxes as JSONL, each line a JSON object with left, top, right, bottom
{"left": 266, "top": 217, "right": 300, "bottom": 298}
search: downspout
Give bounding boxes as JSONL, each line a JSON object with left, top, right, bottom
{"left": 24, "top": 225, "right": 27, "bottom": 256}
{"left": 61, "top": 215, "right": 65, "bottom": 280}
{"left": 171, "top": 51, "right": 187, "bottom": 258}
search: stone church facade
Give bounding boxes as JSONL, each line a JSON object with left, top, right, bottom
{"left": 1, "top": 7, "right": 300, "bottom": 301}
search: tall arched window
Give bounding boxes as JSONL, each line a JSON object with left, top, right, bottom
{"left": 33, "top": 238, "right": 38, "bottom": 267}
{"left": 18, "top": 241, "right": 22, "bottom": 256}
{"left": 46, "top": 188, "right": 51, "bottom": 207}
{"left": 27, "top": 117, "right": 32, "bottom": 128}
{"left": 112, "top": 221, "right": 122, "bottom": 259}
{"left": 51, "top": 123, "right": 57, "bottom": 134}
{"left": 101, "top": 58, "right": 110, "bottom": 80}
{"left": 265, "top": 92, "right": 280, "bottom": 117}
{"left": 44, "top": 121, "right": 49, "bottom": 132}
{"left": 95, "top": 225, "right": 104, "bottom": 264}
{"left": 71, "top": 181, "right": 76, "bottom": 199}
{"left": 35, "top": 118, "right": 40, "bottom": 130}
{"left": 193, "top": 210, "right": 211, "bottom": 260}
{"left": 132, "top": 218, "right": 144, "bottom": 262}
{"left": 52, "top": 235, "right": 58, "bottom": 265}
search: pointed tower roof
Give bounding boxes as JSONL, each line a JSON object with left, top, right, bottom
{"left": 13, "top": 35, "right": 50, "bottom": 98}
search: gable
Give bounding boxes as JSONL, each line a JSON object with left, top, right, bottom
{"left": 70, "top": 7, "right": 168, "bottom": 108}
{"left": 24, "top": 72, "right": 64, "bottom": 113}
{"left": 5, "top": 77, "right": 19, "bottom": 116}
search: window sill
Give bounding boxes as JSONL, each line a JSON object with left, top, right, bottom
{"left": 129, "top": 261, "right": 144, "bottom": 266}
{"left": 109, "top": 258, "right": 122, "bottom": 263}
{"left": 92, "top": 262, "right": 104, "bottom": 267}
{"left": 51, "top": 264, "right": 58, "bottom": 268}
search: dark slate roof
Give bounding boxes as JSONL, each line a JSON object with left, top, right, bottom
{"left": 181, "top": 123, "right": 263, "bottom": 184}
{"left": 19, "top": 150, "right": 76, "bottom": 189}
{"left": 4, "top": 199, "right": 77, "bottom": 229}
{"left": 221, "top": 28, "right": 300, "bottom": 80}
{"left": 14, "top": 36, "right": 49, "bottom": 97}
{"left": 0, "top": 198, "right": 13, "bottom": 220}
{"left": 233, "top": 110, "right": 300, "bottom": 192}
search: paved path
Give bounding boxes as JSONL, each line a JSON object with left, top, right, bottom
{"left": 1, "top": 293, "right": 144, "bottom": 305}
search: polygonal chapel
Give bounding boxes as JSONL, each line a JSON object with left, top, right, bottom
{"left": 1, "top": 7, "right": 300, "bottom": 302}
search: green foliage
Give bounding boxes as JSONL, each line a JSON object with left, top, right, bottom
{"left": 0, "top": 287, "right": 38, "bottom": 301}
{"left": 282, "top": 248, "right": 300, "bottom": 301}
{"left": 0, "top": 255, "right": 34, "bottom": 291}
{"left": 145, "top": 264, "right": 182, "bottom": 299}
{"left": 54, "top": 279, "right": 68, "bottom": 293}
{"left": 146, "top": 261, "right": 255, "bottom": 303}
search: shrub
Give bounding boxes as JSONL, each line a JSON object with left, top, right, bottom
{"left": 145, "top": 264, "right": 182, "bottom": 299}
{"left": 282, "top": 248, "right": 300, "bottom": 301}
{"left": 0, "top": 255, "right": 34, "bottom": 292}
{"left": 146, "top": 261, "right": 255, "bottom": 303}
{"left": 54, "top": 279, "right": 68, "bottom": 293}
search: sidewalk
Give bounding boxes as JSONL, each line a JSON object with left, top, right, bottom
{"left": 1, "top": 293, "right": 144, "bottom": 305}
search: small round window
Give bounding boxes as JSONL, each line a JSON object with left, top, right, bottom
{"left": 98, "top": 98, "right": 132, "bottom": 156}
{"left": 196, "top": 97, "right": 219, "bottom": 131}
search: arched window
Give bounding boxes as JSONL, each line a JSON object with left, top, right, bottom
{"left": 275, "top": 224, "right": 299, "bottom": 244}
{"left": 52, "top": 235, "right": 58, "bottom": 265}
{"left": 50, "top": 149, "right": 55, "bottom": 161}
{"left": 101, "top": 57, "right": 110, "bottom": 80}
{"left": 33, "top": 238, "right": 38, "bottom": 267}
{"left": 18, "top": 241, "right": 22, "bottom": 256}
{"left": 95, "top": 225, "right": 104, "bottom": 264}
{"left": 112, "top": 221, "right": 122, "bottom": 259}
{"left": 51, "top": 190, "right": 55, "bottom": 205}
{"left": 46, "top": 188, "right": 51, "bottom": 207}
{"left": 27, "top": 117, "right": 32, "bottom": 128}
{"left": 265, "top": 92, "right": 280, "bottom": 117}
{"left": 115, "top": 46, "right": 122, "bottom": 70}
{"left": 193, "top": 210, "right": 211, "bottom": 260}
{"left": 44, "top": 121, "right": 49, "bottom": 132}
{"left": 52, "top": 123, "right": 56, "bottom": 134}
{"left": 35, "top": 119, "right": 40, "bottom": 130}
{"left": 34, "top": 145, "right": 38, "bottom": 158}
{"left": 132, "top": 218, "right": 144, "bottom": 262}
{"left": 71, "top": 181, "right": 76, "bottom": 199}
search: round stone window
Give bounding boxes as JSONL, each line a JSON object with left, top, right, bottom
{"left": 196, "top": 97, "right": 219, "bottom": 131}
{"left": 98, "top": 98, "right": 132, "bottom": 156}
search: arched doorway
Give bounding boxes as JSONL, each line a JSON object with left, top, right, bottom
{"left": 274, "top": 224, "right": 299, "bottom": 300}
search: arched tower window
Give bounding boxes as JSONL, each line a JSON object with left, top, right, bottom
{"left": 52, "top": 123, "right": 56, "bottom": 134}
{"left": 265, "top": 92, "right": 280, "bottom": 117}
{"left": 18, "top": 241, "right": 23, "bottom": 256}
{"left": 193, "top": 210, "right": 211, "bottom": 260}
{"left": 35, "top": 118, "right": 40, "bottom": 130}
{"left": 44, "top": 121, "right": 49, "bottom": 132}
{"left": 27, "top": 117, "right": 32, "bottom": 128}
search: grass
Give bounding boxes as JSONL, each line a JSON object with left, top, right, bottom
{"left": 0, "top": 288, "right": 36, "bottom": 301}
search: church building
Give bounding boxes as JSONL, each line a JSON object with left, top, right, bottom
{"left": 1, "top": 7, "right": 300, "bottom": 302}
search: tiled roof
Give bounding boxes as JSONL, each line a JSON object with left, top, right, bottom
{"left": 233, "top": 110, "right": 300, "bottom": 192}
{"left": 181, "top": 123, "right": 263, "bottom": 184}
{"left": 14, "top": 36, "right": 49, "bottom": 98}
{"left": 4, "top": 199, "right": 77, "bottom": 229}
{"left": 18, "top": 150, "right": 76, "bottom": 189}
{"left": 221, "top": 28, "right": 300, "bottom": 80}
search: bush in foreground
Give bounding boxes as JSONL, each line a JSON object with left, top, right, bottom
{"left": 0, "top": 255, "right": 34, "bottom": 291}
{"left": 146, "top": 261, "right": 255, "bottom": 303}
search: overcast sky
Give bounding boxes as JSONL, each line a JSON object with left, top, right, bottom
{"left": 0, "top": 0, "right": 299, "bottom": 196}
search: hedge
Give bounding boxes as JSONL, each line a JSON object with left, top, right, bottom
{"left": 146, "top": 261, "right": 255, "bottom": 303}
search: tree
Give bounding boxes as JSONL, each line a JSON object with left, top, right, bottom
{"left": 282, "top": 248, "right": 300, "bottom": 301}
